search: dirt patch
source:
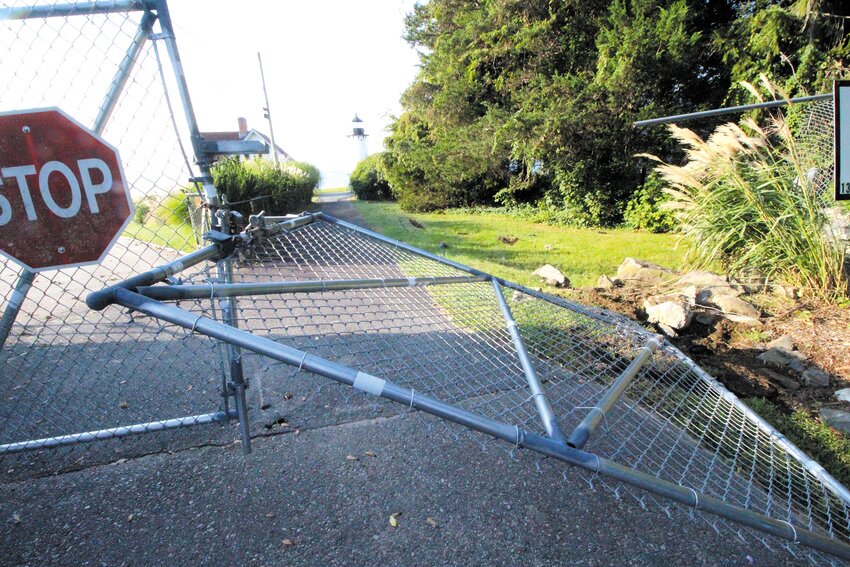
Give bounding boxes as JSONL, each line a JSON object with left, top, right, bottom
{"left": 567, "top": 286, "right": 850, "bottom": 415}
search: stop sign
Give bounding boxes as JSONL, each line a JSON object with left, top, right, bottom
{"left": 0, "top": 108, "right": 132, "bottom": 271}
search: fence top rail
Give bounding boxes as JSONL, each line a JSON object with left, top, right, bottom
{"left": 0, "top": 0, "right": 156, "bottom": 20}
{"left": 633, "top": 93, "right": 832, "bottom": 128}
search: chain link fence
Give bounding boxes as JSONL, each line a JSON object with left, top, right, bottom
{"left": 0, "top": 1, "right": 237, "bottom": 478}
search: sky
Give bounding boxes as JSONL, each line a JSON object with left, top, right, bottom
{"left": 167, "top": 0, "right": 421, "bottom": 188}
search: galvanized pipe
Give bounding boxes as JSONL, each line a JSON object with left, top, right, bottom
{"left": 255, "top": 212, "right": 315, "bottom": 237}
{"left": 633, "top": 93, "right": 832, "bottom": 128}
{"left": 0, "top": 269, "right": 35, "bottom": 350}
{"left": 492, "top": 280, "right": 565, "bottom": 443}
{"left": 136, "top": 275, "right": 488, "bottom": 301}
{"left": 101, "top": 289, "right": 850, "bottom": 559}
{"left": 0, "top": 410, "right": 234, "bottom": 455}
{"left": 567, "top": 337, "right": 662, "bottom": 449}
{"left": 86, "top": 243, "right": 221, "bottom": 310}
{"left": 0, "top": 0, "right": 156, "bottom": 20}
{"left": 93, "top": 10, "right": 155, "bottom": 135}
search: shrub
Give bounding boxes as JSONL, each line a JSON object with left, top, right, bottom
{"left": 349, "top": 153, "right": 393, "bottom": 201}
{"left": 623, "top": 173, "right": 677, "bottom": 233}
{"left": 211, "top": 157, "right": 320, "bottom": 218}
{"left": 149, "top": 190, "right": 191, "bottom": 227}
{"left": 133, "top": 199, "right": 151, "bottom": 224}
{"left": 643, "top": 116, "right": 847, "bottom": 300}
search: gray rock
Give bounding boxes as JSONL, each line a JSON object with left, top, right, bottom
{"left": 834, "top": 388, "right": 850, "bottom": 403}
{"left": 643, "top": 294, "right": 693, "bottom": 330}
{"left": 532, "top": 264, "right": 570, "bottom": 288}
{"left": 708, "top": 294, "right": 761, "bottom": 319}
{"left": 656, "top": 323, "right": 678, "bottom": 338}
{"left": 678, "top": 270, "right": 742, "bottom": 297}
{"left": 767, "top": 335, "right": 795, "bottom": 351}
{"left": 694, "top": 312, "right": 720, "bottom": 325}
{"left": 596, "top": 275, "right": 616, "bottom": 290}
{"left": 802, "top": 367, "right": 830, "bottom": 387}
{"left": 770, "top": 284, "right": 799, "bottom": 299}
{"left": 757, "top": 347, "right": 807, "bottom": 369}
{"left": 819, "top": 408, "right": 850, "bottom": 434}
{"left": 761, "top": 369, "right": 800, "bottom": 390}
{"left": 616, "top": 258, "right": 675, "bottom": 286}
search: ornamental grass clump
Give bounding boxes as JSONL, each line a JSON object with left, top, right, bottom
{"left": 641, "top": 115, "right": 847, "bottom": 300}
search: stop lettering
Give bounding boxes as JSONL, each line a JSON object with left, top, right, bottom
{"left": 0, "top": 108, "right": 132, "bottom": 271}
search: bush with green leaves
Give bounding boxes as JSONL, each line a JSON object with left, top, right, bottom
{"left": 149, "top": 190, "right": 190, "bottom": 227}
{"left": 211, "top": 157, "right": 320, "bottom": 217}
{"left": 349, "top": 153, "right": 393, "bottom": 201}
{"left": 645, "top": 116, "right": 847, "bottom": 299}
{"left": 623, "top": 173, "right": 677, "bottom": 233}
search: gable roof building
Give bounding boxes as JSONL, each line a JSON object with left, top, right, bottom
{"left": 201, "top": 117, "right": 292, "bottom": 163}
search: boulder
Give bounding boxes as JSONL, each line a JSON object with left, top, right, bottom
{"left": 819, "top": 409, "right": 850, "bottom": 435}
{"left": 616, "top": 258, "right": 675, "bottom": 286}
{"left": 643, "top": 293, "right": 693, "bottom": 330}
{"left": 596, "top": 275, "right": 616, "bottom": 290}
{"left": 704, "top": 293, "right": 761, "bottom": 320}
{"left": 834, "top": 388, "right": 850, "bottom": 403}
{"left": 766, "top": 335, "right": 795, "bottom": 351}
{"left": 802, "top": 367, "right": 831, "bottom": 388}
{"left": 760, "top": 368, "right": 800, "bottom": 391}
{"left": 758, "top": 347, "right": 807, "bottom": 370}
{"left": 532, "top": 264, "right": 570, "bottom": 288}
{"left": 678, "top": 270, "right": 742, "bottom": 297}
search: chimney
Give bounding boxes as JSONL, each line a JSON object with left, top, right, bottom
{"left": 237, "top": 117, "right": 248, "bottom": 138}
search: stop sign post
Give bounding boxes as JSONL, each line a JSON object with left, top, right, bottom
{"left": 0, "top": 108, "right": 132, "bottom": 271}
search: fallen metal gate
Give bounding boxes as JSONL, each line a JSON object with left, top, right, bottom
{"left": 81, "top": 211, "right": 850, "bottom": 564}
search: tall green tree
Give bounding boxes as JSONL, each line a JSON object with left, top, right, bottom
{"left": 384, "top": 0, "right": 847, "bottom": 225}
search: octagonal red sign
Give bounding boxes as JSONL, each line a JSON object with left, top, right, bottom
{"left": 0, "top": 108, "right": 132, "bottom": 271}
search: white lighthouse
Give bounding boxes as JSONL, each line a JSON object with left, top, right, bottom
{"left": 350, "top": 114, "right": 368, "bottom": 162}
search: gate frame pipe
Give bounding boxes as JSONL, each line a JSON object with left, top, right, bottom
{"left": 566, "top": 336, "right": 662, "bottom": 449}
{"left": 492, "top": 279, "right": 565, "bottom": 443}
{"left": 95, "top": 287, "right": 850, "bottom": 561}
{"left": 136, "top": 275, "right": 489, "bottom": 301}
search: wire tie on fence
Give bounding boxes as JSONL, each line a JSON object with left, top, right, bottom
{"left": 188, "top": 314, "right": 203, "bottom": 336}
{"left": 781, "top": 520, "right": 799, "bottom": 544}
{"left": 514, "top": 426, "right": 524, "bottom": 450}
{"left": 409, "top": 388, "right": 416, "bottom": 409}
{"left": 687, "top": 487, "right": 699, "bottom": 511}
{"left": 297, "top": 352, "right": 308, "bottom": 371}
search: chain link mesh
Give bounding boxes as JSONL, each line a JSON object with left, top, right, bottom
{"left": 0, "top": 2, "right": 231, "bottom": 478}
{"left": 148, "top": 217, "right": 848, "bottom": 565}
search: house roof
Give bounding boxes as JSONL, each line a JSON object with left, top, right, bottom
{"left": 199, "top": 123, "right": 291, "bottom": 160}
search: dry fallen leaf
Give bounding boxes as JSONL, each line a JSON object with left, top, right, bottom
{"left": 389, "top": 515, "right": 399, "bottom": 528}
{"left": 118, "top": 401, "right": 129, "bottom": 409}
{"left": 12, "top": 513, "right": 21, "bottom": 524}
{"left": 282, "top": 538, "right": 295, "bottom": 547}
{"left": 346, "top": 455, "right": 358, "bottom": 461}
{"left": 266, "top": 512, "right": 275, "bottom": 518}
{"left": 283, "top": 392, "right": 293, "bottom": 400}
{"left": 127, "top": 514, "right": 134, "bottom": 522}
{"left": 364, "top": 451, "right": 377, "bottom": 457}
{"left": 426, "top": 517, "right": 439, "bottom": 528}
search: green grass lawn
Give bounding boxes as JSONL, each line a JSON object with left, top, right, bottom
{"left": 352, "top": 202, "right": 688, "bottom": 288}
{"left": 123, "top": 220, "right": 199, "bottom": 252}
{"left": 314, "top": 187, "right": 350, "bottom": 195}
